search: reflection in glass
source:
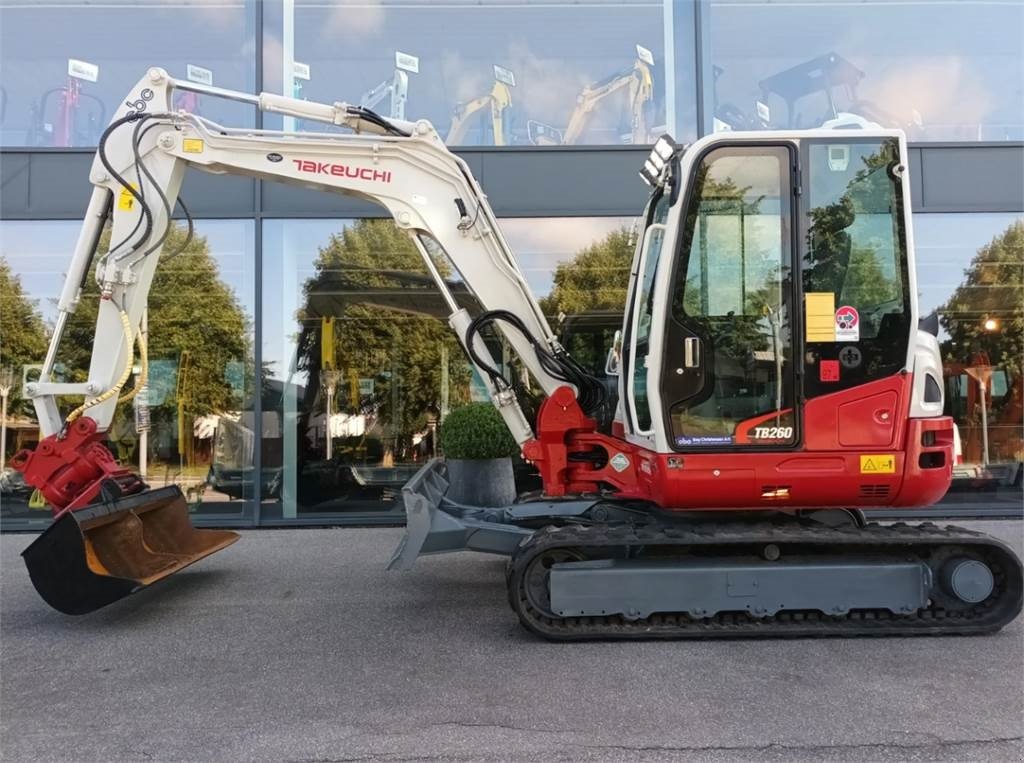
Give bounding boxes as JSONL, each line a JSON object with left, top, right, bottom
{"left": 708, "top": 0, "right": 1024, "bottom": 140}
{"left": 0, "top": 220, "right": 256, "bottom": 526}
{"left": 804, "top": 141, "right": 906, "bottom": 340}
{"left": 920, "top": 216, "right": 1023, "bottom": 508}
{"left": 528, "top": 218, "right": 637, "bottom": 427}
{"left": 914, "top": 213, "right": 1023, "bottom": 510}
{"left": 263, "top": 1, "right": 687, "bottom": 145}
{"left": 262, "top": 219, "right": 474, "bottom": 518}
{"left": 263, "top": 216, "right": 637, "bottom": 516}
{"left": 0, "top": 1, "right": 256, "bottom": 147}
{"left": 801, "top": 139, "right": 911, "bottom": 401}
{"left": 627, "top": 194, "right": 671, "bottom": 432}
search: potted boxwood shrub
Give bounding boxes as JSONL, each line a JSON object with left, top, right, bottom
{"left": 439, "top": 402, "right": 519, "bottom": 507}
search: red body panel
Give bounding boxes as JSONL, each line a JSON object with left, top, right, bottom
{"left": 525, "top": 375, "right": 953, "bottom": 511}
{"left": 10, "top": 418, "right": 146, "bottom": 516}
{"left": 15, "top": 378, "right": 951, "bottom": 515}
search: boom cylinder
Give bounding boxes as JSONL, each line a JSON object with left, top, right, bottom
{"left": 56, "top": 187, "right": 111, "bottom": 315}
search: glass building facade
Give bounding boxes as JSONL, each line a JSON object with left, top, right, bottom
{"left": 1, "top": 1, "right": 1021, "bottom": 528}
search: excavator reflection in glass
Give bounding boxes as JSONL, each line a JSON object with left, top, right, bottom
{"left": 528, "top": 44, "right": 654, "bottom": 146}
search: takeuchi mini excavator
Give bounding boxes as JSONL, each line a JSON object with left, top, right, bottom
{"left": 12, "top": 68, "right": 1022, "bottom": 638}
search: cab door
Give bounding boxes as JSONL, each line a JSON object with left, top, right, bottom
{"left": 659, "top": 144, "right": 799, "bottom": 450}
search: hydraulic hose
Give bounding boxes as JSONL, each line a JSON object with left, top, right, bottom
{"left": 65, "top": 310, "right": 134, "bottom": 425}
{"left": 118, "top": 321, "right": 147, "bottom": 405}
{"left": 464, "top": 309, "right": 608, "bottom": 417}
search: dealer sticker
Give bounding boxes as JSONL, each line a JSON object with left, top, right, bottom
{"left": 835, "top": 305, "right": 860, "bottom": 342}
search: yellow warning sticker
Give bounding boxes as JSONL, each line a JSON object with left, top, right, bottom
{"left": 182, "top": 138, "right": 204, "bottom": 154}
{"left": 117, "top": 183, "right": 139, "bottom": 212}
{"left": 805, "top": 292, "right": 836, "bottom": 343}
{"left": 860, "top": 454, "right": 896, "bottom": 474}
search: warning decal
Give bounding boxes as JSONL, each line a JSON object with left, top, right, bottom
{"left": 117, "top": 183, "right": 139, "bottom": 212}
{"left": 819, "top": 359, "right": 840, "bottom": 382}
{"left": 860, "top": 454, "right": 896, "bottom": 474}
{"left": 835, "top": 305, "right": 860, "bottom": 342}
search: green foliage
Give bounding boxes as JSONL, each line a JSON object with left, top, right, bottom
{"left": 0, "top": 258, "right": 48, "bottom": 412}
{"left": 805, "top": 141, "right": 901, "bottom": 309}
{"left": 676, "top": 171, "right": 779, "bottom": 355}
{"left": 841, "top": 247, "right": 899, "bottom": 307}
{"left": 940, "top": 219, "right": 1024, "bottom": 371}
{"left": 539, "top": 228, "right": 634, "bottom": 317}
{"left": 297, "top": 219, "right": 472, "bottom": 456}
{"left": 62, "top": 223, "right": 252, "bottom": 423}
{"left": 439, "top": 402, "right": 518, "bottom": 459}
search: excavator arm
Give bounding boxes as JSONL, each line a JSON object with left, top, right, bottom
{"left": 26, "top": 68, "right": 572, "bottom": 458}
{"left": 359, "top": 53, "right": 416, "bottom": 121}
{"left": 560, "top": 54, "right": 653, "bottom": 145}
{"left": 12, "top": 67, "right": 604, "bottom": 615}
{"left": 358, "top": 69, "right": 409, "bottom": 121}
{"left": 445, "top": 79, "right": 513, "bottom": 146}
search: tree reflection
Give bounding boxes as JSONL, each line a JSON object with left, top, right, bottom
{"left": 0, "top": 258, "right": 48, "bottom": 419}
{"left": 940, "top": 219, "right": 1023, "bottom": 464}
{"left": 62, "top": 224, "right": 251, "bottom": 474}
{"left": 294, "top": 219, "right": 471, "bottom": 470}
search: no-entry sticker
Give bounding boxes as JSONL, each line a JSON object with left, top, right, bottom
{"left": 835, "top": 305, "right": 860, "bottom": 342}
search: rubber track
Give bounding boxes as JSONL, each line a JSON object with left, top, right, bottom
{"left": 507, "top": 521, "right": 1023, "bottom": 641}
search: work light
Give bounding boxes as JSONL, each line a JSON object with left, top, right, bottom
{"left": 639, "top": 133, "right": 678, "bottom": 187}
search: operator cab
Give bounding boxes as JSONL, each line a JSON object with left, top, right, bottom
{"left": 622, "top": 130, "right": 916, "bottom": 455}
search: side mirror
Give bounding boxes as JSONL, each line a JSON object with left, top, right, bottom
{"left": 919, "top": 311, "right": 940, "bottom": 337}
{"left": 604, "top": 330, "right": 622, "bottom": 377}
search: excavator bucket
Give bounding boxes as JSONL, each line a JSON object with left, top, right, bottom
{"left": 22, "top": 486, "right": 239, "bottom": 615}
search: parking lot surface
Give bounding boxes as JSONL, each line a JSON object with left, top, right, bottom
{"left": 2, "top": 520, "right": 1022, "bottom": 762}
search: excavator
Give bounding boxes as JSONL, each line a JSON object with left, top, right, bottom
{"left": 11, "top": 68, "right": 1023, "bottom": 638}
{"left": 445, "top": 65, "right": 514, "bottom": 146}
{"left": 27, "top": 74, "right": 106, "bottom": 147}
{"left": 359, "top": 51, "right": 419, "bottom": 122}
{"left": 528, "top": 45, "right": 654, "bottom": 146}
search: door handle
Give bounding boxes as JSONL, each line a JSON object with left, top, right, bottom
{"left": 684, "top": 337, "right": 700, "bottom": 368}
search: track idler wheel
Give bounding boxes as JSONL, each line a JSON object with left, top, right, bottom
{"left": 941, "top": 558, "right": 995, "bottom": 605}
{"left": 521, "top": 547, "right": 585, "bottom": 617}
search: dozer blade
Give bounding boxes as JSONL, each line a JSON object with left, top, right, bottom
{"left": 22, "top": 486, "right": 239, "bottom": 615}
{"left": 388, "top": 459, "right": 532, "bottom": 571}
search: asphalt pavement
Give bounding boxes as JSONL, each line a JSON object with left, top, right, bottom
{"left": 2, "top": 521, "right": 1022, "bottom": 762}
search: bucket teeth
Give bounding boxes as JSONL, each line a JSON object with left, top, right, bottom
{"left": 21, "top": 486, "right": 239, "bottom": 615}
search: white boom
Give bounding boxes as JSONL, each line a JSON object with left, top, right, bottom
{"left": 26, "top": 68, "right": 568, "bottom": 445}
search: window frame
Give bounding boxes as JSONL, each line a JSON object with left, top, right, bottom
{"left": 660, "top": 139, "right": 803, "bottom": 453}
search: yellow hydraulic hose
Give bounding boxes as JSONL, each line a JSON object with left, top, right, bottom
{"left": 65, "top": 310, "right": 134, "bottom": 424}
{"left": 117, "top": 319, "right": 148, "bottom": 405}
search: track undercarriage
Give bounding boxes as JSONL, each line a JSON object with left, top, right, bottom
{"left": 391, "top": 460, "right": 1023, "bottom": 640}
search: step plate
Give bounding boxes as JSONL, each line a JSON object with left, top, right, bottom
{"left": 549, "top": 559, "right": 931, "bottom": 620}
